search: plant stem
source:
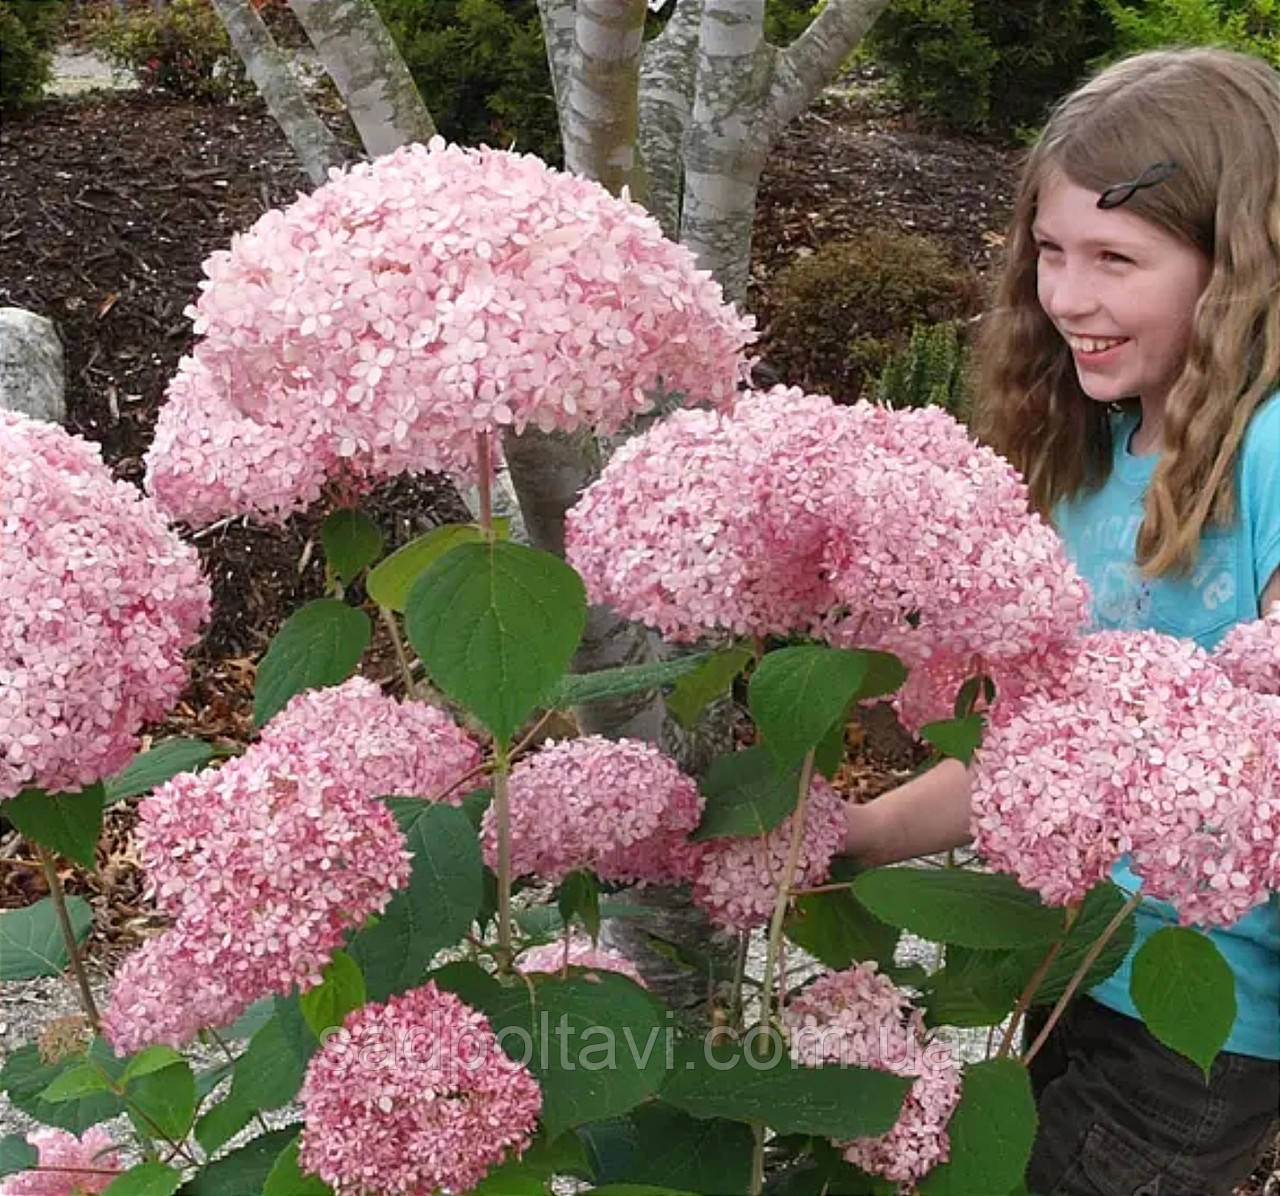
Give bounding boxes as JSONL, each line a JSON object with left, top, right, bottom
{"left": 995, "top": 903, "right": 1078, "bottom": 1059}
{"left": 493, "top": 747, "right": 513, "bottom": 971}
{"left": 750, "top": 1121, "right": 766, "bottom": 1196}
{"left": 759, "top": 749, "right": 815, "bottom": 1036}
{"left": 205, "top": 1026, "right": 270, "bottom": 1136}
{"left": 380, "top": 605, "right": 418, "bottom": 699}
{"left": 787, "top": 879, "right": 856, "bottom": 897}
{"left": 729, "top": 930, "right": 750, "bottom": 1031}
{"left": 36, "top": 844, "right": 100, "bottom": 1032}
{"left": 1022, "top": 889, "right": 1144, "bottom": 1067}
{"left": 475, "top": 430, "right": 493, "bottom": 537}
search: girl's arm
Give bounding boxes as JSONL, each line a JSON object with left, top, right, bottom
{"left": 1262, "top": 566, "right": 1280, "bottom": 616}
{"left": 842, "top": 757, "right": 973, "bottom": 868}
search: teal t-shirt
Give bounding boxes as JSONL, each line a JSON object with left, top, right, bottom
{"left": 1053, "top": 393, "right": 1280, "bottom": 1060}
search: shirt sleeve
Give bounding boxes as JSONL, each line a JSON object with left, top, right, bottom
{"left": 1238, "top": 390, "right": 1280, "bottom": 605}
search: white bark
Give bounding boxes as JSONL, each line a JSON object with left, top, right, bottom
{"left": 562, "top": 0, "right": 648, "bottom": 201}
{"left": 287, "top": 0, "right": 436, "bottom": 157}
{"left": 536, "top": 0, "right": 577, "bottom": 130}
{"left": 210, "top": 0, "right": 341, "bottom": 185}
{"left": 0, "top": 309, "right": 63, "bottom": 424}
{"left": 637, "top": 0, "right": 703, "bottom": 239}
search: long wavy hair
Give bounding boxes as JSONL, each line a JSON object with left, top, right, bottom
{"left": 974, "top": 47, "right": 1280, "bottom": 576}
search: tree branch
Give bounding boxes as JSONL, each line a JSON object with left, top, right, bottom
{"left": 536, "top": 0, "right": 577, "bottom": 131}
{"left": 287, "top": 0, "right": 436, "bottom": 158}
{"left": 210, "top": 0, "right": 342, "bottom": 185}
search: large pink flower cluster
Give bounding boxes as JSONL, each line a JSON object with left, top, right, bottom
{"left": 484, "top": 736, "right": 703, "bottom": 885}
{"left": 299, "top": 981, "right": 542, "bottom": 1195}
{"left": 566, "top": 390, "right": 1089, "bottom": 680}
{"left": 783, "top": 962, "right": 962, "bottom": 1186}
{"left": 0, "top": 1128, "right": 121, "bottom": 1196}
{"left": 687, "top": 775, "right": 848, "bottom": 931}
{"left": 145, "top": 138, "right": 755, "bottom": 525}
{"left": 1211, "top": 604, "right": 1280, "bottom": 695}
{"left": 0, "top": 410, "right": 209, "bottom": 801}
{"left": 971, "top": 631, "right": 1280, "bottom": 924}
{"left": 517, "top": 934, "right": 647, "bottom": 987}
{"left": 104, "top": 680, "right": 479, "bottom": 1051}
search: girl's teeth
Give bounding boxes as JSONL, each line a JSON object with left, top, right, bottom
{"left": 1071, "top": 336, "right": 1125, "bottom": 353}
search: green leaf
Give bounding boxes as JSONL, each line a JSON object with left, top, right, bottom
{"left": 0, "top": 1134, "right": 38, "bottom": 1179}
{"left": 919, "top": 714, "right": 985, "bottom": 764}
{"left": 0, "top": 1045, "right": 126, "bottom": 1133}
{"left": 178, "top": 1127, "right": 298, "bottom": 1196}
{"left": 661, "top": 1040, "right": 910, "bottom": 1140}
{"left": 1130, "top": 926, "right": 1236, "bottom": 1078}
{"left": 1029, "top": 881, "right": 1135, "bottom": 1004}
{"left": 406, "top": 541, "right": 586, "bottom": 744}
{"left": 750, "top": 647, "right": 905, "bottom": 770}
{"left": 262, "top": 1135, "right": 332, "bottom": 1196}
{"left": 924, "top": 945, "right": 1025, "bottom": 1028}
{"left": 590, "top": 1188, "right": 705, "bottom": 1195}
{"left": 252, "top": 599, "right": 371, "bottom": 727}
{"left": 299, "top": 950, "right": 366, "bottom": 1039}
{"left": 549, "top": 653, "right": 713, "bottom": 710}
{"left": 366, "top": 524, "right": 485, "bottom": 612}
{"left": 460, "top": 972, "right": 666, "bottom": 1140}
{"left": 228, "top": 996, "right": 315, "bottom": 1112}
{"left": 853, "top": 868, "right": 1064, "bottom": 949}
{"left": 120, "top": 1046, "right": 185, "bottom": 1086}
{"left": 473, "top": 1131, "right": 591, "bottom": 1192}
{"left": 0, "top": 895, "right": 94, "bottom": 981}
{"left": 785, "top": 869, "right": 900, "bottom": 972}
{"left": 321, "top": 509, "right": 384, "bottom": 585}
{"left": 102, "top": 1163, "right": 183, "bottom": 1196}
{"left": 1, "top": 784, "right": 105, "bottom": 867}
{"left": 220, "top": 996, "right": 276, "bottom": 1042}
{"left": 692, "top": 747, "right": 801, "bottom": 840}
{"left": 104, "top": 739, "right": 216, "bottom": 803}
{"left": 126, "top": 1060, "right": 196, "bottom": 1141}
{"left": 579, "top": 1103, "right": 754, "bottom": 1192}
{"left": 349, "top": 802, "right": 483, "bottom": 1001}
{"left": 812, "top": 711, "right": 848, "bottom": 780}
{"left": 557, "top": 870, "right": 601, "bottom": 940}
{"left": 40, "top": 1063, "right": 111, "bottom": 1102}
{"left": 194, "top": 1090, "right": 256, "bottom": 1156}
{"left": 918, "top": 1059, "right": 1036, "bottom": 1196}
{"left": 666, "top": 647, "right": 753, "bottom": 728}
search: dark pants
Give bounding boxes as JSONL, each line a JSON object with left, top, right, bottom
{"left": 1022, "top": 997, "right": 1279, "bottom": 1196}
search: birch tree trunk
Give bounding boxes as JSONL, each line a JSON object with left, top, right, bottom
{"left": 210, "top": 0, "right": 342, "bottom": 185}
{"left": 286, "top": 0, "right": 437, "bottom": 155}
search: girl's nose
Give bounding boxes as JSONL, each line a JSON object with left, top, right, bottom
{"left": 1043, "top": 263, "right": 1100, "bottom": 323}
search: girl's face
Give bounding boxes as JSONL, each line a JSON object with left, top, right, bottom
{"left": 1033, "top": 174, "right": 1212, "bottom": 416}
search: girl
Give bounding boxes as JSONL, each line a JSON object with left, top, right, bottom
{"left": 843, "top": 48, "right": 1280, "bottom": 1196}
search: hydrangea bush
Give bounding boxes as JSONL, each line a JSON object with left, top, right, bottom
{"left": 4, "top": 140, "right": 1279, "bottom": 1196}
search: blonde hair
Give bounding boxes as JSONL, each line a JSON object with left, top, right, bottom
{"left": 975, "top": 47, "right": 1280, "bottom": 576}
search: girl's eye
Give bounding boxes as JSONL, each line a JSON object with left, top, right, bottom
{"left": 1101, "top": 251, "right": 1133, "bottom": 265}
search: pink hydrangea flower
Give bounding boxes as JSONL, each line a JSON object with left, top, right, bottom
{"left": 783, "top": 962, "right": 962, "bottom": 1186}
{"left": 0, "top": 1127, "right": 121, "bottom": 1195}
{"left": 0, "top": 410, "right": 210, "bottom": 801}
{"left": 145, "top": 139, "right": 755, "bottom": 525}
{"left": 105, "top": 679, "right": 483, "bottom": 1051}
{"left": 688, "top": 774, "right": 847, "bottom": 931}
{"left": 484, "top": 736, "right": 703, "bottom": 885}
{"left": 299, "top": 981, "right": 542, "bottom": 1195}
{"left": 517, "top": 935, "right": 647, "bottom": 987}
{"left": 1211, "top": 604, "right": 1280, "bottom": 695}
{"left": 971, "top": 631, "right": 1280, "bottom": 924}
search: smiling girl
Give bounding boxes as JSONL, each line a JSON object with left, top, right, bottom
{"left": 843, "top": 48, "right": 1280, "bottom": 1195}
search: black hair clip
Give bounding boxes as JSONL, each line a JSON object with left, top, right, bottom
{"left": 1096, "top": 160, "right": 1178, "bottom": 209}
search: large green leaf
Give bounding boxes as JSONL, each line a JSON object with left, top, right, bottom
{"left": 178, "top": 1127, "right": 298, "bottom": 1196}
{"left": 0, "top": 896, "right": 94, "bottom": 981}
{"left": 194, "top": 1092, "right": 256, "bottom": 1158}
{"left": 227, "top": 996, "right": 315, "bottom": 1112}
{"left": 366, "top": 524, "right": 485, "bottom": 612}
{"left": 924, "top": 945, "right": 1025, "bottom": 1028}
{"left": 750, "top": 647, "right": 905, "bottom": 770}
{"left": 692, "top": 747, "right": 801, "bottom": 840}
{"left": 125, "top": 1060, "right": 196, "bottom": 1142}
{"left": 1130, "top": 926, "right": 1236, "bottom": 1078}
{"left": 579, "top": 1103, "right": 755, "bottom": 1192}
{"left": 104, "top": 739, "right": 217, "bottom": 803}
{"left": 556, "top": 870, "right": 601, "bottom": 940}
{"left": 261, "top": 1135, "right": 333, "bottom": 1196}
{"left": 0, "top": 1045, "right": 126, "bottom": 1132}
{"left": 853, "top": 868, "right": 1064, "bottom": 950}
{"left": 661, "top": 1041, "right": 910, "bottom": 1140}
{"left": 919, "top": 714, "right": 985, "bottom": 765}
{"left": 0, "top": 1134, "right": 38, "bottom": 1180}
{"left": 349, "top": 801, "right": 483, "bottom": 1001}
{"left": 321, "top": 508, "right": 384, "bottom": 586}
{"left": 252, "top": 599, "right": 370, "bottom": 727}
{"left": 666, "top": 647, "right": 753, "bottom": 728}
{"left": 918, "top": 1059, "right": 1036, "bottom": 1196}
{"left": 548, "top": 653, "right": 712, "bottom": 709}
{"left": 785, "top": 863, "right": 899, "bottom": 972}
{"left": 472, "top": 1132, "right": 592, "bottom": 1193}
{"left": 102, "top": 1163, "right": 183, "bottom": 1196}
{"left": 405, "top": 540, "right": 585, "bottom": 745}
{"left": 299, "top": 950, "right": 366, "bottom": 1040}
{"left": 1, "top": 784, "right": 105, "bottom": 867}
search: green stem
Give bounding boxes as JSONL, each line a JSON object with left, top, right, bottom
{"left": 476, "top": 430, "right": 494, "bottom": 539}
{"left": 1021, "top": 890, "right": 1144, "bottom": 1067}
{"left": 759, "top": 750, "right": 816, "bottom": 1037}
{"left": 729, "top": 930, "right": 750, "bottom": 1031}
{"left": 36, "top": 844, "right": 100, "bottom": 1032}
{"left": 493, "top": 746, "right": 513, "bottom": 972}
{"left": 996, "top": 903, "right": 1078, "bottom": 1059}
{"left": 379, "top": 605, "right": 418, "bottom": 699}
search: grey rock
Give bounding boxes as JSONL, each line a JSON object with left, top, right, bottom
{"left": 0, "top": 308, "right": 65, "bottom": 424}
